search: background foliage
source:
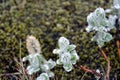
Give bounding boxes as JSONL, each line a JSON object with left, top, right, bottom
{"left": 0, "top": 0, "right": 120, "bottom": 79}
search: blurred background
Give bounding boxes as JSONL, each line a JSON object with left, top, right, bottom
{"left": 0, "top": 0, "right": 120, "bottom": 80}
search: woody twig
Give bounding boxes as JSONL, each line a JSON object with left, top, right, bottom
{"left": 99, "top": 48, "right": 110, "bottom": 80}
{"left": 74, "top": 65, "right": 103, "bottom": 78}
{"left": 116, "top": 40, "right": 120, "bottom": 59}
{"left": 115, "top": 18, "right": 120, "bottom": 59}
{"left": 74, "top": 47, "right": 110, "bottom": 80}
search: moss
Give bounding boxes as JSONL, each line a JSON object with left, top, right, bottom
{"left": 0, "top": 0, "right": 120, "bottom": 79}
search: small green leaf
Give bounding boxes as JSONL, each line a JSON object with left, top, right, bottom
{"left": 41, "top": 64, "right": 50, "bottom": 71}
{"left": 47, "top": 71, "right": 54, "bottom": 77}
{"left": 92, "top": 32, "right": 113, "bottom": 47}
{"left": 53, "top": 37, "right": 79, "bottom": 72}
{"left": 71, "top": 55, "right": 79, "bottom": 64}
{"left": 28, "top": 54, "right": 41, "bottom": 68}
{"left": 27, "top": 65, "right": 40, "bottom": 75}
{"left": 37, "top": 54, "right": 46, "bottom": 64}
{"left": 56, "top": 59, "right": 62, "bottom": 64}
{"left": 86, "top": 25, "right": 94, "bottom": 32}
{"left": 67, "top": 45, "right": 76, "bottom": 52}
{"left": 60, "top": 53, "right": 71, "bottom": 64}
{"left": 97, "top": 41, "right": 104, "bottom": 48}
{"left": 86, "top": 7, "right": 115, "bottom": 32}
{"left": 47, "top": 59, "right": 56, "bottom": 69}
{"left": 22, "top": 56, "right": 29, "bottom": 62}
{"left": 70, "top": 50, "right": 79, "bottom": 64}
{"left": 103, "top": 32, "right": 113, "bottom": 42}
{"left": 36, "top": 73, "right": 49, "bottom": 80}
{"left": 58, "top": 37, "right": 69, "bottom": 49}
{"left": 113, "top": 0, "right": 120, "bottom": 9}
{"left": 53, "top": 49, "right": 61, "bottom": 54}
{"left": 63, "top": 62, "right": 73, "bottom": 72}
{"left": 108, "top": 15, "right": 117, "bottom": 30}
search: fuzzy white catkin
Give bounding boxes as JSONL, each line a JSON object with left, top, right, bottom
{"left": 26, "top": 35, "right": 41, "bottom": 54}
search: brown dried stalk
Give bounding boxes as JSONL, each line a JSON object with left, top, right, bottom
{"left": 115, "top": 18, "right": 120, "bottom": 60}
{"left": 26, "top": 35, "right": 41, "bottom": 54}
{"left": 99, "top": 48, "right": 110, "bottom": 80}
{"left": 74, "top": 65, "right": 103, "bottom": 77}
{"left": 116, "top": 40, "right": 120, "bottom": 59}
{"left": 74, "top": 47, "right": 110, "bottom": 80}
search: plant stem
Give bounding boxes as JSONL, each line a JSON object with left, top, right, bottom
{"left": 80, "top": 71, "right": 87, "bottom": 80}
{"left": 79, "top": 65, "right": 93, "bottom": 73}
{"left": 99, "top": 48, "right": 110, "bottom": 80}
{"left": 116, "top": 40, "right": 120, "bottom": 59}
{"left": 0, "top": 72, "right": 21, "bottom": 76}
{"left": 19, "top": 39, "right": 29, "bottom": 80}
{"left": 74, "top": 65, "right": 102, "bottom": 77}
{"left": 115, "top": 18, "right": 120, "bottom": 60}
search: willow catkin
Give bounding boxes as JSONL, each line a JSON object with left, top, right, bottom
{"left": 26, "top": 35, "right": 41, "bottom": 54}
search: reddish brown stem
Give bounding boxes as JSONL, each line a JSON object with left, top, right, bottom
{"left": 74, "top": 65, "right": 102, "bottom": 77}
{"left": 116, "top": 40, "right": 120, "bottom": 59}
{"left": 99, "top": 48, "right": 110, "bottom": 80}
{"left": 99, "top": 48, "right": 108, "bottom": 62}
{"left": 79, "top": 65, "right": 93, "bottom": 73}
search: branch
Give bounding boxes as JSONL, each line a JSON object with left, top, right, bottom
{"left": 74, "top": 65, "right": 103, "bottom": 77}
{"left": 0, "top": 72, "right": 21, "bottom": 76}
{"left": 115, "top": 18, "right": 120, "bottom": 59}
{"left": 99, "top": 48, "right": 110, "bottom": 80}
{"left": 116, "top": 40, "right": 120, "bottom": 59}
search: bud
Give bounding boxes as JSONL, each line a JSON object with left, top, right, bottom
{"left": 26, "top": 35, "right": 41, "bottom": 54}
